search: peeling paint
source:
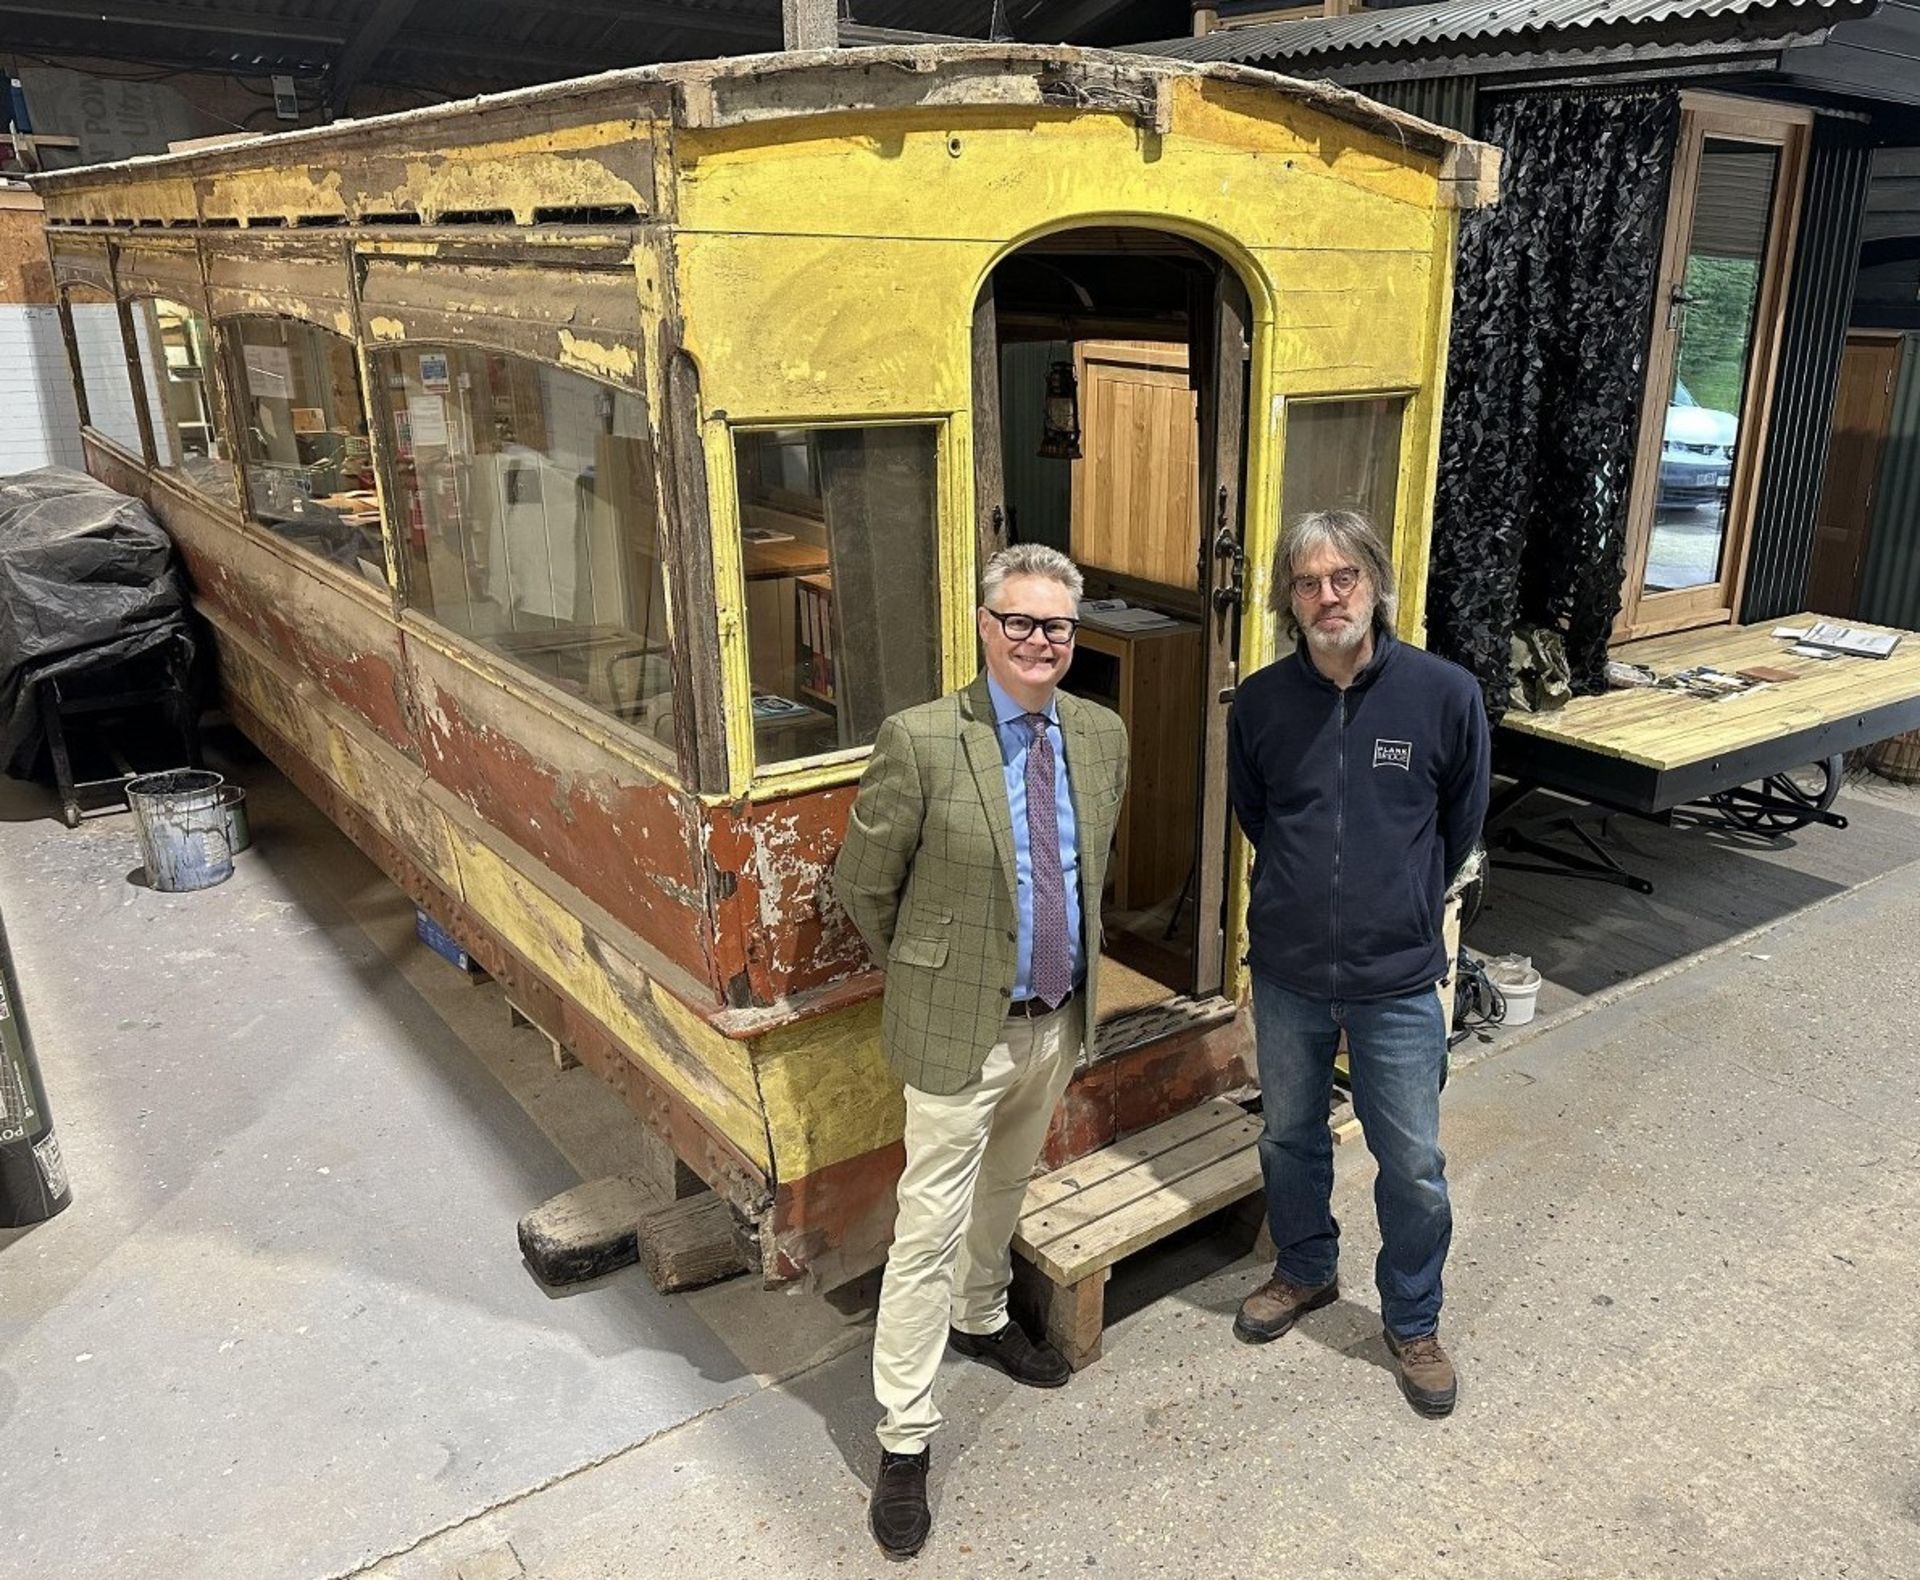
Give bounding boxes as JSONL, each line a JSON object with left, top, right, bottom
{"left": 367, "top": 315, "right": 406, "bottom": 340}
{"left": 557, "top": 328, "right": 638, "bottom": 382}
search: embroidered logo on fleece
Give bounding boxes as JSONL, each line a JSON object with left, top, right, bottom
{"left": 1373, "top": 738, "right": 1412, "bottom": 771}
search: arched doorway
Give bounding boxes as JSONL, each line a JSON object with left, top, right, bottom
{"left": 972, "top": 227, "right": 1252, "bottom": 1027}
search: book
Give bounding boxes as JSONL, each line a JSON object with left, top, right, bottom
{"left": 1799, "top": 620, "right": 1900, "bottom": 659}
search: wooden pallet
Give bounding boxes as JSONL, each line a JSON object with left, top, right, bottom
{"left": 1010, "top": 1097, "right": 1264, "bottom": 1370}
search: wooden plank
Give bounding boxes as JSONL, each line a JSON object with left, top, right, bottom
{"left": 1017, "top": 1112, "right": 1261, "bottom": 1256}
{"left": 1016, "top": 1097, "right": 1246, "bottom": 1217}
{"left": 1022, "top": 1146, "right": 1264, "bottom": 1285}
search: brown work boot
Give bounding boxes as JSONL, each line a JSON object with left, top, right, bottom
{"left": 1232, "top": 1273, "right": 1337, "bottom": 1344}
{"left": 1384, "top": 1328, "right": 1457, "bottom": 1418}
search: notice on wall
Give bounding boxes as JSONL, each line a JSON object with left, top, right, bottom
{"left": 418, "top": 352, "right": 451, "bottom": 393}
{"left": 406, "top": 394, "right": 449, "bottom": 448}
{"left": 244, "top": 343, "right": 292, "bottom": 399}
{"left": 290, "top": 406, "right": 325, "bottom": 435}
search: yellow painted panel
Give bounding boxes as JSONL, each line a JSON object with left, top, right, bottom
{"left": 674, "top": 81, "right": 1440, "bottom": 247}
{"left": 751, "top": 997, "right": 902, "bottom": 1180}
{"left": 443, "top": 821, "right": 773, "bottom": 1170}
{"left": 202, "top": 165, "right": 347, "bottom": 223}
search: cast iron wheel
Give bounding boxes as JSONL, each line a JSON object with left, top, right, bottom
{"left": 1704, "top": 754, "right": 1844, "bottom": 835}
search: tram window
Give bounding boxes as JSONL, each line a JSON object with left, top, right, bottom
{"left": 1280, "top": 396, "right": 1405, "bottom": 538}
{"left": 128, "top": 296, "right": 235, "bottom": 504}
{"left": 224, "top": 317, "right": 385, "bottom": 584}
{"left": 733, "top": 425, "right": 941, "bottom": 768}
{"left": 62, "top": 285, "right": 144, "bottom": 456}
{"left": 374, "top": 345, "right": 677, "bottom": 753}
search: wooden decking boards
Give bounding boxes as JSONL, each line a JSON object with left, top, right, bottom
{"left": 1501, "top": 613, "right": 1920, "bottom": 770}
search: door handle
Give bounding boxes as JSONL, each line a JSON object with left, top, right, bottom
{"left": 1211, "top": 486, "right": 1244, "bottom": 615}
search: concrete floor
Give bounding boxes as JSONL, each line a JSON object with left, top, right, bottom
{"left": 4, "top": 751, "right": 1919, "bottom": 1580}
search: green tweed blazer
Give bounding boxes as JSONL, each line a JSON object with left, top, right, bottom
{"left": 835, "top": 673, "right": 1128, "bottom": 1096}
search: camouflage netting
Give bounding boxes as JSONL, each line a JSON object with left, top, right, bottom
{"left": 1426, "top": 90, "right": 1681, "bottom": 723}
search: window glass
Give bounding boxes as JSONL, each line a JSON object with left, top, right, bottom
{"left": 733, "top": 426, "right": 941, "bottom": 767}
{"left": 224, "top": 317, "right": 384, "bottom": 583}
{"left": 129, "top": 296, "right": 234, "bottom": 503}
{"left": 1281, "top": 397, "right": 1405, "bottom": 537}
{"left": 63, "top": 285, "right": 143, "bottom": 455}
{"left": 376, "top": 346, "right": 676, "bottom": 754}
{"left": 1643, "top": 139, "right": 1779, "bottom": 595}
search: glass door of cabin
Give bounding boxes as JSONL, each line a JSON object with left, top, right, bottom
{"left": 1616, "top": 97, "right": 1811, "bottom": 639}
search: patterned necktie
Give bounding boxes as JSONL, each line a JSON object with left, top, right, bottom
{"left": 1025, "top": 713, "right": 1073, "bottom": 1009}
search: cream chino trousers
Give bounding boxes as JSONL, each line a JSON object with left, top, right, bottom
{"left": 872, "top": 998, "right": 1082, "bottom": 1454}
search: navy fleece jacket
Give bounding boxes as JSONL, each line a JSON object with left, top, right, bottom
{"left": 1227, "top": 626, "right": 1491, "bottom": 1002}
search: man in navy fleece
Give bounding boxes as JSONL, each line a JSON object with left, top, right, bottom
{"left": 1226, "top": 508, "right": 1489, "bottom": 1418}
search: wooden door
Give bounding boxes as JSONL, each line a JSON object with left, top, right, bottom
{"left": 1615, "top": 96, "right": 1812, "bottom": 640}
{"left": 1191, "top": 272, "right": 1250, "bottom": 999}
{"left": 1069, "top": 340, "right": 1200, "bottom": 586}
{"left": 1806, "top": 333, "right": 1903, "bottom": 618}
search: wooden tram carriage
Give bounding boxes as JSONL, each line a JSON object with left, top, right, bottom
{"left": 31, "top": 46, "right": 1497, "bottom": 1284}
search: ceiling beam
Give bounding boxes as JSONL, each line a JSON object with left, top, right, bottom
{"left": 0, "top": 0, "right": 345, "bottom": 45}
{"left": 328, "top": 0, "right": 424, "bottom": 114}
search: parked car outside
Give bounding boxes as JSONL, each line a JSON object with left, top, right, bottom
{"left": 1658, "top": 381, "right": 1738, "bottom": 508}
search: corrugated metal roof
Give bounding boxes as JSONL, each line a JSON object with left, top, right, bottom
{"left": 1132, "top": 0, "right": 1877, "bottom": 67}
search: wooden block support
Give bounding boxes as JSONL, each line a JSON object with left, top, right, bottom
{"left": 508, "top": 998, "right": 579, "bottom": 1070}
{"left": 637, "top": 1191, "right": 750, "bottom": 1294}
{"left": 517, "top": 1174, "right": 658, "bottom": 1286}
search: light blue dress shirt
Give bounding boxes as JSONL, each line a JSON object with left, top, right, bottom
{"left": 985, "top": 672, "right": 1084, "bottom": 1000}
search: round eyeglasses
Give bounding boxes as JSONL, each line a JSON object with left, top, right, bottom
{"left": 1290, "top": 566, "right": 1363, "bottom": 601}
{"left": 983, "top": 609, "right": 1079, "bottom": 646}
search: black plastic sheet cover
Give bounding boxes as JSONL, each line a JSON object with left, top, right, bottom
{"left": 0, "top": 468, "right": 196, "bottom": 777}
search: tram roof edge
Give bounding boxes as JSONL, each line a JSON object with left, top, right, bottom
{"left": 28, "top": 44, "right": 1498, "bottom": 211}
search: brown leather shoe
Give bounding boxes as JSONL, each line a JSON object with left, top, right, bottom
{"left": 869, "top": 1447, "right": 931, "bottom": 1560}
{"left": 1384, "top": 1328, "right": 1457, "bottom": 1418}
{"left": 1232, "top": 1273, "right": 1337, "bottom": 1343}
{"left": 949, "top": 1320, "right": 1071, "bottom": 1387}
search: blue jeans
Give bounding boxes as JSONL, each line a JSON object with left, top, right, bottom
{"left": 1251, "top": 974, "right": 1452, "bottom": 1338}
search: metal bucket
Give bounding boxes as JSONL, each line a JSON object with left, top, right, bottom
{"left": 217, "top": 784, "right": 252, "bottom": 854}
{"left": 126, "top": 769, "right": 234, "bottom": 892}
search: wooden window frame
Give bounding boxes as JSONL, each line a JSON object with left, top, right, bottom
{"left": 717, "top": 415, "right": 962, "bottom": 797}
{"left": 1614, "top": 94, "right": 1812, "bottom": 643}
{"left": 363, "top": 335, "right": 685, "bottom": 775}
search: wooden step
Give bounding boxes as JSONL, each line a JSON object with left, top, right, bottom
{"left": 1010, "top": 1098, "right": 1263, "bottom": 1369}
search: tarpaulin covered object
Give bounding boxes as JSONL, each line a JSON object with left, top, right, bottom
{"left": 0, "top": 468, "right": 196, "bottom": 777}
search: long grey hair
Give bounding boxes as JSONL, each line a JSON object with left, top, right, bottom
{"left": 1269, "top": 508, "right": 1398, "bottom": 642}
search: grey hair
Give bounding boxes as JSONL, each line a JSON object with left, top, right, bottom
{"left": 981, "top": 543, "right": 1084, "bottom": 610}
{"left": 1269, "top": 508, "right": 1398, "bottom": 641}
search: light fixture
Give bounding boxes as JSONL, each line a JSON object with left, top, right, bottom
{"left": 1039, "top": 359, "right": 1082, "bottom": 460}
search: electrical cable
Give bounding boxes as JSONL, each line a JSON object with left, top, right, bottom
{"left": 1448, "top": 949, "right": 1506, "bottom": 1049}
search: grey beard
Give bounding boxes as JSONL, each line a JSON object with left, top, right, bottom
{"left": 1305, "top": 616, "right": 1368, "bottom": 654}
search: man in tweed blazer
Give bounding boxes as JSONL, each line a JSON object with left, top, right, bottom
{"left": 836, "top": 544, "right": 1127, "bottom": 1561}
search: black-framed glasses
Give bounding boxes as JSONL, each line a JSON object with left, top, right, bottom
{"left": 1290, "top": 565, "right": 1363, "bottom": 601}
{"left": 983, "top": 609, "right": 1079, "bottom": 646}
